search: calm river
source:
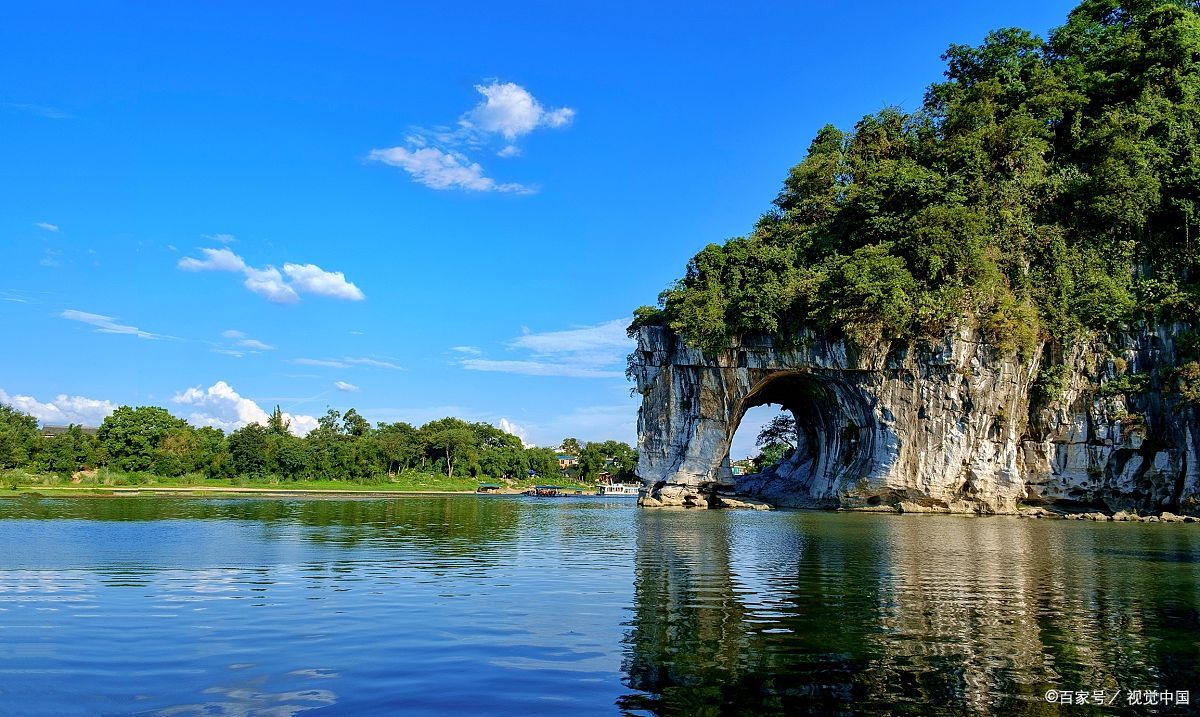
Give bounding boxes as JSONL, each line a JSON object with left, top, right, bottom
{"left": 0, "top": 495, "right": 1197, "bottom": 715}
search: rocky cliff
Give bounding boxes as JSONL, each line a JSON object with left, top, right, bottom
{"left": 630, "top": 324, "right": 1200, "bottom": 515}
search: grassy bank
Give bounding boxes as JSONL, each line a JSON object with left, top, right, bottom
{"left": 0, "top": 468, "right": 593, "bottom": 496}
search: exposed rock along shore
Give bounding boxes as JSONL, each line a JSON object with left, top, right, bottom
{"left": 630, "top": 324, "right": 1200, "bottom": 516}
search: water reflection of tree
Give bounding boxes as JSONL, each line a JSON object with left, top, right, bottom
{"left": 620, "top": 510, "right": 743, "bottom": 714}
{"left": 620, "top": 511, "right": 893, "bottom": 715}
{"left": 620, "top": 512, "right": 1200, "bottom": 716}
{"left": 293, "top": 496, "right": 522, "bottom": 556}
{"left": 0, "top": 496, "right": 525, "bottom": 572}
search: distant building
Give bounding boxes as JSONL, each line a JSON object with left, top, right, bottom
{"left": 557, "top": 454, "right": 578, "bottom": 469}
{"left": 476, "top": 483, "right": 502, "bottom": 494}
{"left": 41, "top": 425, "right": 98, "bottom": 438}
{"left": 730, "top": 459, "right": 755, "bottom": 477}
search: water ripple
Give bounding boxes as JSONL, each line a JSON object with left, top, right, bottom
{"left": 0, "top": 497, "right": 1197, "bottom": 715}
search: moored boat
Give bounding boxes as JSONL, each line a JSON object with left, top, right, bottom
{"left": 596, "top": 483, "right": 640, "bottom": 496}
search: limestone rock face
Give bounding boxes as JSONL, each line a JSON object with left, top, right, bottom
{"left": 630, "top": 325, "right": 1200, "bottom": 515}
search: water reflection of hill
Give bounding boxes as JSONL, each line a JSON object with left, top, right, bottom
{"left": 621, "top": 511, "right": 1200, "bottom": 716}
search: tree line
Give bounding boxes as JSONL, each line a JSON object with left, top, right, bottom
{"left": 0, "top": 402, "right": 638, "bottom": 484}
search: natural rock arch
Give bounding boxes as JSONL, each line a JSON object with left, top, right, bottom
{"left": 730, "top": 372, "right": 886, "bottom": 508}
{"left": 630, "top": 324, "right": 1200, "bottom": 513}
{"left": 631, "top": 326, "right": 910, "bottom": 509}
{"left": 630, "top": 325, "right": 1028, "bottom": 511}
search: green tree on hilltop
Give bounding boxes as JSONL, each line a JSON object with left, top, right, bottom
{"left": 634, "top": 0, "right": 1200, "bottom": 369}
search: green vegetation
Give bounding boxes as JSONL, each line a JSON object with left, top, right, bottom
{"left": 1097, "top": 371, "right": 1151, "bottom": 396}
{"left": 753, "top": 414, "right": 796, "bottom": 472}
{"left": 633, "top": 0, "right": 1200, "bottom": 368}
{"left": 0, "top": 467, "right": 592, "bottom": 495}
{"left": 0, "top": 401, "right": 634, "bottom": 492}
{"left": 577, "top": 440, "right": 637, "bottom": 482}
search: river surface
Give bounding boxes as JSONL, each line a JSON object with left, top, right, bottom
{"left": 0, "top": 495, "right": 1197, "bottom": 716}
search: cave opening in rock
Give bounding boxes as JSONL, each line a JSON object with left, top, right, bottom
{"left": 728, "top": 404, "right": 794, "bottom": 476}
{"left": 725, "top": 372, "right": 877, "bottom": 503}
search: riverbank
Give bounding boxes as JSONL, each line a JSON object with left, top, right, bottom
{"left": 0, "top": 468, "right": 591, "bottom": 498}
{"left": 1014, "top": 505, "right": 1198, "bottom": 523}
{"left": 1, "top": 485, "right": 484, "bottom": 498}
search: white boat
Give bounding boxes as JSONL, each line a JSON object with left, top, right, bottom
{"left": 596, "top": 482, "right": 640, "bottom": 496}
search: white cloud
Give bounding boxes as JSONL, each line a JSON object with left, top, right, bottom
{"left": 459, "top": 318, "right": 631, "bottom": 379}
{"left": 291, "top": 356, "right": 402, "bottom": 370}
{"left": 34, "top": 222, "right": 60, "bottom": 232}
{"left": 60, "top": 309, "right": 164, "bottom": 340}
{"left": 334, "top": 381, "right": 360, "bottom": 393}
{"left": 0, "top": 388, "right": 116, "bottom": 426}
{"left": 40, "top": 249, "right": 62, "bottom": 267}
{"left": 498, "top": 418, "right": 530, "bottom": 447}
{"left": 178, "top": 247, "right": 247, "bottom": 273}
{"left": 544, "top": 107, "right": 575, "bottom": 128}
{"left": 178, "top": 248, "right": 361, "bottom": 304}
{"left": 510, "top": 318, "right": 628, "bottom": 354}
{"left": 237, "top": 338, "right": 275, "bottom": 351}
{"left": 464, "top": 82, "right": 575, "bottom": 140}
{"left": 293, "top": 358, "right": 347, "bottom": 368}
{"left": 243, "top": 265, "right": 299, "bottom": 304}
{"left": 368, "top": 80, "right": 571, "bottom": 193}
{"left": 204, "top": 233, "right": 236, "bottom": 244}
{"left": 289, "top": 414, "right": 320, "bottom": 435}
{"left": 172, "top": 380, "right": 316, "bottom": 436}
{"left": 459, "top": 358, "right": 624, "bottom": 379}
{"left": 451, "top": 345, "right": 482, "bottom": 355}
{"left": 282, "top": 263, "right": 365, "bottom": 301}
{"left": 367, "top": 146, "right": 531, "bottom": 193}
{"left": 344, "top": 357, "right": 401, "bottom": 370}
{"left": 216, "top": 330, "right": 272, "bottom": 355}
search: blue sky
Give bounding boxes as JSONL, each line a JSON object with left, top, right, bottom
{"left": 1, "top": 0, "right": 1077, "bottom": 454}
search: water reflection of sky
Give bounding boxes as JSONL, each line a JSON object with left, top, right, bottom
{"left": 1, "top": 497, "right": 1198, "bottom": 716}
{"left": 0, "top": 497, "right": 639, "bottom": 716}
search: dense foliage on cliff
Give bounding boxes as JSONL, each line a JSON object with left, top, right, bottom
{"left": 633, "top": 0, "right": 1200, "bottom": 360}
{"left": 0, "top": 402, "right": 635, "bottom": 485}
